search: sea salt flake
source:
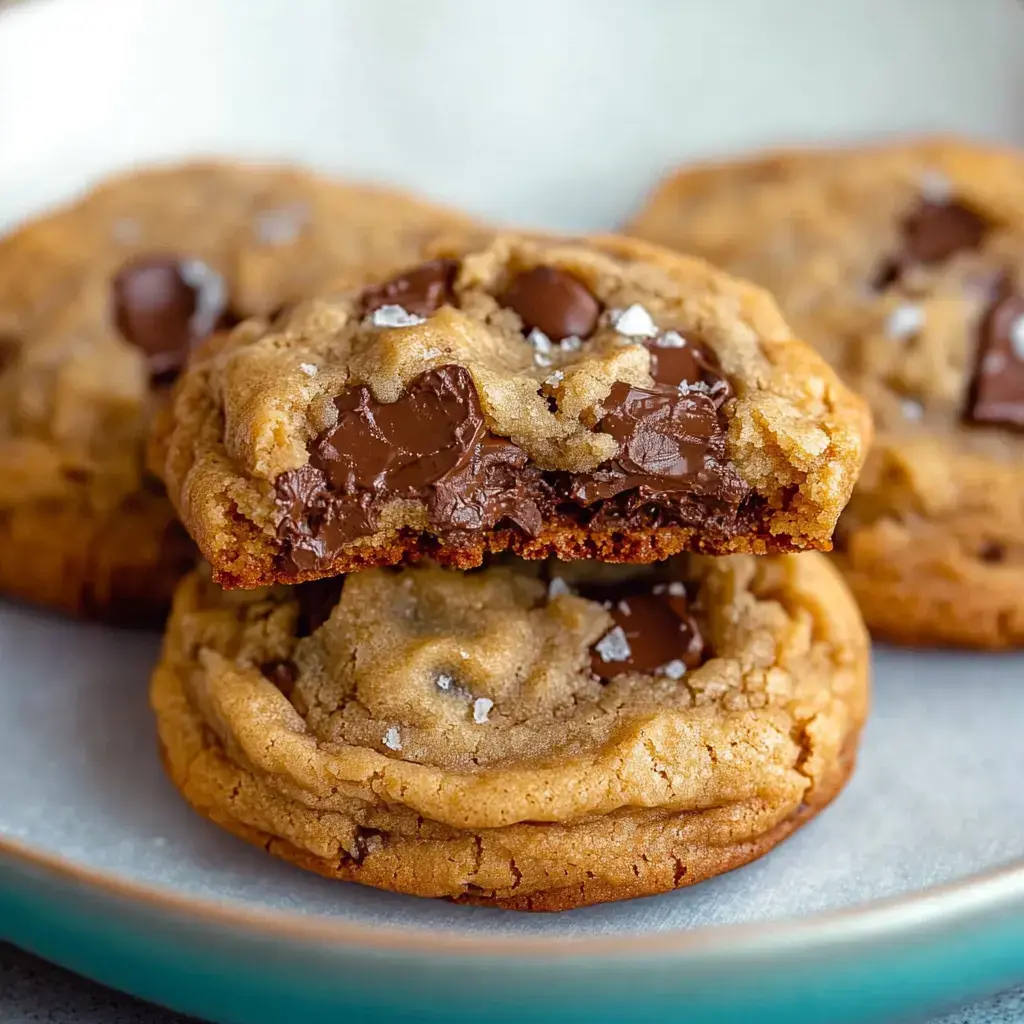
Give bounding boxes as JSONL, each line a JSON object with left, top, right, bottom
{"left": 528, "top": 328, "right": 553, "bottom": 354}
{"left": 613, "top": 303, "right": 658, "bottom": 338}
{"left": 984, "top": 351, "right": 1008, "bottom": 375}
{"left": 678, "top": 380, "right": 715, "bottom": 396}
{"left": 254, "top": 203, "right": 308, "bottom": 245}
{"left": 383, "top": 726, "right": 402, "bottom": 751}
{"left": 371, "top": 304, "right": 425, "bottom": 328}
{"left": 472, "top": 697, "right": 494, "bottom": 724}
{"left": 435, "top": 672, "right": 457, "bottom": 692}
{"left": 885, "top": 304, "right": 925, "bottom": 340}
{"left": 617, "top": 600, "right": 632, "bottom": 616}
{"left": 900, "top": 399, "right": 924, "bottom": 421}
{"left": 1010, "top": 316, "right": 1024, "bottom": 361}
{"left": 658, "top": 329, "right": 687, "bottom": 348}
{"left": 657, "top": 659, "right": 688, "bottom": 680}
{"left": 595, "top": 626, "right": 631, "bottom": 663}
{"left": 179, "top": 259, "right": 227, "bottom": 338}
{"left": 299, "top": 362, "right": 318, "bottom": 376}
{"left": 548, "top": 577, "right": 571, "bottom": 599}
{"left": 560, "top": 335, "right": 583, "bottom": 352}
{"left": 919, "top": 169, "right": 953, "bottom": 203}
{"left": 545, "top": 370, "right": 565, "bottom": 386}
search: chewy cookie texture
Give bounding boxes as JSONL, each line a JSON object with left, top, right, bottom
{"left": 628, "top": 138, "right": 1024, "bottom": 648}
{"left": 152, "top": 552, "right": 869, "bottom": 911}
{"left": 152, "top": 233, "right": 871, "bottom": 588}
{"left": 0, "top": 161, "right": 475, "bottom": 622}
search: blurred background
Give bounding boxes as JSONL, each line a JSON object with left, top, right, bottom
{"left": 2, "top": 0, "right": 1023, "bottom": 232}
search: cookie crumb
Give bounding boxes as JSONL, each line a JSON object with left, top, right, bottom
{"left": 383, "top": 725, "right": 402, "bottom": 751}
{"left": 595, "top": 625, "right": 631, "bottom": 663}
{"left": 371, "top": 305, "right": 425, "bottom": 328}
{"left": 612, "top": 303, "right": 658, "bottom": 338}
{"left": 885, "top": 304, "right": 924, "bottom": 340}
{"left": 472, "top": 697, "right": 494, "bottom": 724}
{"left": 657, "top": 659, "right": 688, "bottom": 680}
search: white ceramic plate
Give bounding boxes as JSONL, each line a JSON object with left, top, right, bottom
{"left": 3, "top": 2, "right": 1024, "bottom": 1020}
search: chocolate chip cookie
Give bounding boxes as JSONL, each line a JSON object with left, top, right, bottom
{"left": 151, "top": 551, "right": 869, "bottom": 911}
{"left": 0, "top": 161, "right": 475, "bottom": 623}
{"left": 628, "top": 137, "right": 1024, "bottom": 648}
{"left": 151, "top": 233, "right": 871, "bottom": 587}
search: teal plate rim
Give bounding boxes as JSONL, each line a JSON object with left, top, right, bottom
{"left": 6, "top": 814, "right": 1024, "bottom": 1023}
{"left": 4, "top": 828, "right": 1024, "bottom": 958}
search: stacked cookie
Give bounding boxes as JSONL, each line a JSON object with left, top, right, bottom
{"left": 146, "top": 231, "right": 873, "bottom": 909}
{"left": 0, "top": 161, "right": 877, "bottom": 910}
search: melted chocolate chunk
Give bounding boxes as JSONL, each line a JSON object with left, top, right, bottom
{"left": 275, "top": 365, "right": 544, "bottom": 572}
{"left": 874, "top": 199, "right": 990, "bottom": 290}
{"left": 294, "top": 577, "right": 346, "bottom": 636}
{"left": 569, "top": 376, "right": 748, "bottom": 516}
{"left": 112, "top": 255, "right": 232, "bottom": 382}
{"left": 645, "top": 333, "right": 731, "bottom": 398}
{"left": 359, "top": 259, "right": 458, "bottom": 318}
{"left": 501, "top": 266, "right": 601, "bottom": 341}
{"left": 260, "top": 658, "right": 298, "bottom": 696}
{"left": 0, "top": 335, "right": 19, "bottom": 374}
{"left": 966, "top": 282, "right": 1024, "bottom": 428}
{"left": 582, "top": 579, "right": 705, "bottom": 681}
{"left": 274, "top": 344, "right": 754, "bottom": 573}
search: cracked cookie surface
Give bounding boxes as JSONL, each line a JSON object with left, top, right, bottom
{"left": 0, "top": 161, "right": 475, "bottom": 623}
{"left": 628, "top": 138, "right": 1024, "bottom": 648}
{"left": 151, "top": 551, "right": 869, "bottom": 911}
{"left": 152, "top": 233, "right": 870, "bottom": 588}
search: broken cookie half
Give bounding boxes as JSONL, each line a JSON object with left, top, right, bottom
{"left": 151, "top": 234, "right": 871, "bottom": 587}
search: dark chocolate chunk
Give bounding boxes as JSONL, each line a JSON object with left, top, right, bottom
{"left": 275, "top": 365, "right": 544, "bottom": 572}
{"left": 645, "top": 333, "right": 731, "bottom": 402}
{"left": 582, "top": 579, "right": 705, "bottom": 681}
{"left": 569, "top": 379, "right": 748, "bottom": 512}
{"left": 359, "top": 259, "right": 458, "bottom": 318}
{"left": 978, "top": 540, "right": 1007, "bottom": 564}
{"left": 965, "top": 283, "right": 1024, "bottom": 428}
{"left": 274, "top": 341, "right": 752, "bottom": 573}
{"left": 501, "top": 266, "right": 601, "bottom": 341}
{"left": 874, "top": 199, "right": 990, "bottom": 291}
{"left": 0, "top": 335, "right": 18, "bottom": 374}
{"left": 112, "top": 255, "right": 231, "bottom": 382}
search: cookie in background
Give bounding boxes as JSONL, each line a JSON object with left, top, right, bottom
{"left": 0, "top": 162, "right": 478, "bottom": 624}
{"left": 628, "top": 137, "right": 1024, "bottom": 648}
